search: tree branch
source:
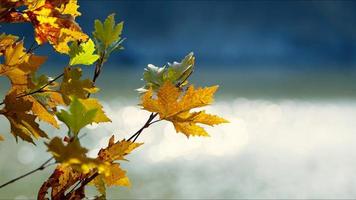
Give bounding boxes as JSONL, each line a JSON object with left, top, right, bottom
{"left": 0, "top": 157, "right": 54, "bottom": 189}
{"left": 88, "top": 51, "right": 106, "bottom": 98}
{"left": 0, "top": 73, "right": 64, "bottom": 106}
{"left": 65, "top": 112, "right": 160, "bottom": 195}
{"left": 0, "top": 133, "right": 88, "bottom": 189}
{"left": 127, "top": 112, "right": 158, "bottom": 142}
{"left": 17, "top": 73, "right": 64, "bottom": 98}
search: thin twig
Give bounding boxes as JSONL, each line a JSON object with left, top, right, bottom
{"left": 65, "top": 112, "right": 160, "bottom": 195}
{"left": 0, "top": 73, "right": 64, "bottom": 106}
{"left": 149, "top": 119, "right": 161, "bottom": 126}
{"left": 17, "top": 73, "right": 64, "bottom": 98}
{"left": 64, "top": 172, "right": 98, "bottom": 199}
{"left": 0, "top": 133, "right": 88, "bottom": 189}
{"left": 0, "top": 157, "right": 54, "bottom": 189}
{"left": 26, "top": 41, "right": 36, "bottom": 54}
{"left": 88, "top": 51, "right": 106, "bottom": 98}
{"left": 127, "top": 113, "right": 158, "bottom": 142}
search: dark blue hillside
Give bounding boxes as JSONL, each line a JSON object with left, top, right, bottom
{"left": 1, "top": 1, "right": 356, "bottom": 71}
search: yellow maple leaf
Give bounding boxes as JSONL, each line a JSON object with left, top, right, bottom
{"left": 103, "top": 164, "right": 130, "bottom": 186}
{"left": 90, "top": 135, "right": 140, "bottom": 195}
{"left": 92, "top": 163, "right": 130, "bottom": 189}
{"left": 98, "top": 135, "right": 143, "bottom": 162}
{"left": 46, "top": 137, "right": 110, "bottom": 175}
{"left": 141, "top": 82, "right": 229, "bottom": 137}
{"left": 25, "top": 93, "right": 63, "bottom": 128}
{"left": 78, "top": 98, "right": 111, "bottom": 123}
{"left": 0, "top": 40, "right": 45, "bottom": 87}
{"left": 27, "top": 74, "right": 65, "bottom": 128}
{"left": 57, "top": 0, "right": 81, "bottom": 17}
{"left": 0, "top": 33, "right": 18, "bottom": 55}
{"left": 0, "top": 41, "right": 63, "bottom": 129}
{"left": 60, "top": 67, "right": 99, "bottom": 104}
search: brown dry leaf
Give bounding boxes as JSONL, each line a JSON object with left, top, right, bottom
{"left": 38, "top": 165, "right": 83, "bottom": 200}
{"left": 0, "top": 91, "right": 48, "bottom": 143}
{"left": 51, "top": 165, "right": 82, "bottom": 199}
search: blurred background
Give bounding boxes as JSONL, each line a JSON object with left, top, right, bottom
{"left": 1, "top": 0, "right": 356, "bottom": 199}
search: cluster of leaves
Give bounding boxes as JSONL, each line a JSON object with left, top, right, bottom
{"left": 0, "top": 0, "right": 227, "bottom": 199}
{"left": 0, "top": 0, "right": 87, "bottom": 53}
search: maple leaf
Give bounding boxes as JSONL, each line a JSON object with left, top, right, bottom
{"left": 46, "top": 137, "right": 110, "bottom": 175}
{"left": 137, "top": 52, "right": 195, "bottom": 92}
{"left": 0, "top": 41, "right": 63, "bottom": 129}
{"left": 56, "top": 97, "right": 110, "bottom": 136}
{"left": 102, "top": 164, "right": 130, "bottom": 186}
{"left": 38, "top": 165, "right": 82, "bottom": 199}
{"left": 0, "top": 33, "right": 18, "bottom": 55}
{"left": 141, "top": 82, "right": 229, "bottom": 137}
{"left": 30, "top": 74, "right": 65, "bottom": 109}
{"left": 68, "top": 39, "right": 99, "bottom": 66}
{"left": 90, "top": 135, "right": 141, "bottom": 195}
{"left": 92, "top": 163, "right": 130, "bottom": 195}
{"left": 51, "top": 165, "right": 82, "bottom": 198}
{"left": 0, "top": 91, "right": 48, "bottom": 143}
{"left": 0, "top": 0, "right": 88, "bottom": 53}
{"left": 0, "top": 40, "right": 46, "bottom": 88}
{"left": 97, "top": 135, "right": 143, "bottom": 162}
{"left": 90, "top": 163, "right": 130, "bottom": 197}
{"left": 60, "top": 67, "right": 99, "bottom": 104}
{"left": 45, "top": 136, "right": 136, "bottom": 197}
{"left": 22, "top": 74, "right": 64, "bottom": 128}
{"left": 0, "top": 1, "right": 25, "bottom": 23}
{"left": 78, "top": 98, "right": 111, "bottom": 123}
{"left": 91, "top": 175, "right": 106, "bottom": 198}
{"left": 93, "top": 13, "right": 124, "bottom": 60}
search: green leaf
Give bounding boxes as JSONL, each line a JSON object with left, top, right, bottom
{"left": 93, "top": 14, "right": 124, "bottom": 49}
{"left": 93, "top": 13, "right": 125, "bottom": 63}
{"left": 69, "top": 39, "right": 99, "bottom": 66}
{"left": 137, "top": 52, "right": 195, "bottom": 93}
{"left": 56, "top": 97, "right": 98, "bottom": 135}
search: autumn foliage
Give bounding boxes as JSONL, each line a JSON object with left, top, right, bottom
{"left": 0, "top": 0, "right": 228, "bottom": 199}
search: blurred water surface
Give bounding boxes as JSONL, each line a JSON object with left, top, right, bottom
{"left": 1, "top": 0, "right": 356, "bottom": 198}
{"left": 0, "top": 69, "right": 355, "bottom": 199}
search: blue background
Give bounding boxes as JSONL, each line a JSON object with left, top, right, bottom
{"left": 2, "top": 0, "right": 356, "bottom": 71}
